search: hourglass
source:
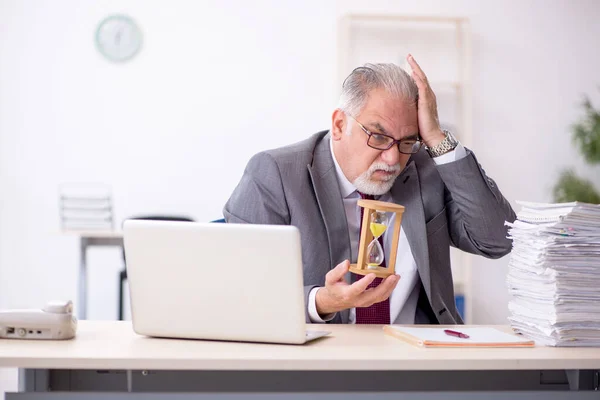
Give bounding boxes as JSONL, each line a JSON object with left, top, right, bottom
{"left": 349, "top": 199, "right": 405, "bottom": 279}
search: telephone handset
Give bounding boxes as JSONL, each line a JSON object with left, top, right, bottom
{"left": 0, "top": 300, "right": 77, "bottom": 340}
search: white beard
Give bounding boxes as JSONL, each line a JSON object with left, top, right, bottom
{"left": 352, "top": 162, "right": 401, "bottom": 195}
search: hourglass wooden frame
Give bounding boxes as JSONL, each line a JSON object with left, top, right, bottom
{"left": 349, "top": 199, "right": 405, "bottom": 279}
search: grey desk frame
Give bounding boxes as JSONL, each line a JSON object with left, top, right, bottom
{"left": 13, "top": 368, "right": 600, "bottom": 399}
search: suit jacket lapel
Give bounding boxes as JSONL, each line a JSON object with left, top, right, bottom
{"left": 390, "top": 161, "right": 432, "bottom": 299}
{"left": 307, "top": 134, "right": 352, "bottom": 272}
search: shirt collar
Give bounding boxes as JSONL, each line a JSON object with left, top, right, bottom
{"left": 329, "top": 135, "right": 358, "bottom": 198}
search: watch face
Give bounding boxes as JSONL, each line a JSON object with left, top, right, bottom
{"left": 95, "top": 15, "right": 142, "bottom": 62}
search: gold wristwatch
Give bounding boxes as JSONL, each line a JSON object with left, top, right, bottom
{"left": 426, "top": 130, "right": 458, "bottom": 158}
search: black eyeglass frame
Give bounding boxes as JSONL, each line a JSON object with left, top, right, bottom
{"left": 347, "top": 114, "right": 423, "bottom": 154}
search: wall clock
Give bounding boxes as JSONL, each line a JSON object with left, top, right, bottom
{"left": 95, "top": 14, "right": 143, "bottom": 62}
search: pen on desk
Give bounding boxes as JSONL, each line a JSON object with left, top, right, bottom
{"left": 444, "top": 329, "right": 470, "bottom": 339}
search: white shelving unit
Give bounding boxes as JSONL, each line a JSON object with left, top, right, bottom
{"left": 337, "top": 14, "right": 474, "bottom": 322}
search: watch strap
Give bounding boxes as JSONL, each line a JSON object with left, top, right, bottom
{"left": 426, "top": 130, "right": 458, "bottom": 158}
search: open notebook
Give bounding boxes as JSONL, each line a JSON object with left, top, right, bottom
{"left": 383, "top": 326, "right": 535, "bottom": 348}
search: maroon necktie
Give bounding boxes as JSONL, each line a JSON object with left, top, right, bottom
{"left": 354, "top": 192, "right": 391, "bottom": 324}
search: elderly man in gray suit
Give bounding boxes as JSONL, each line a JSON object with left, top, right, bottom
{"left": 224, "top": 55, "right": 516, "bottom": 325}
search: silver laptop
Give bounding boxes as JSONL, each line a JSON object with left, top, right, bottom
{"left": 123, "top": 220, "right": 330, "bottom": 344}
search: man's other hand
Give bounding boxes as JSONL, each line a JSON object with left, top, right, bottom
{"left": 406, "top": 54, "right": 445, "bottom": 148}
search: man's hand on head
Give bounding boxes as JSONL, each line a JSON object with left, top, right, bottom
{"left": 315, "top": 260, "right": 400, "bottom": 315}
{"left": 406, "top": 54, "right": 445, "bottom": 148}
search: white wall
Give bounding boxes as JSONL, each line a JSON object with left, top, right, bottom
{"left": 0, "top": 0, "right": 337, "bottom": 320}
{"left": 1, "top": 0, "right": 599, "bottom": 325}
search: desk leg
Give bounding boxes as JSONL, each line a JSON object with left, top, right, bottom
{"left": 17, "top": 369, "right": 49, "bottom": 392}
{"left": 78, "top": 238, "right": 88, "bottom": 320}
{"left": 566, "top": 370, "right": 599, "bottom": 391}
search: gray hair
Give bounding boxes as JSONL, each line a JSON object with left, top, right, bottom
{"left": 337, "top": 63, "right": 418, "bottom": 116}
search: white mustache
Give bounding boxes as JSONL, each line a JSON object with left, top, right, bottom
{"left": 368, "top": 162, "right": 401, "bottom": 175}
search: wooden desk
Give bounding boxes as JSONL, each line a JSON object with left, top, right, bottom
{"left": 63, "top": 231, "right": 124, "bottom": 319}
{"left": 1, "top": 322, "right": 599, "bottom": 398}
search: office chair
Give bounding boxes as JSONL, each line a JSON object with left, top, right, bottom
{"left": 118, "top": 215, "right": 195, "bottom": 320}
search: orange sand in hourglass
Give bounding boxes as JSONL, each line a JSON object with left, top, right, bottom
{"left": 367, "top": 218, "right": 387, "bottom": 268}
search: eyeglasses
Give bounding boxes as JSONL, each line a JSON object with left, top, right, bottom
{"left": 347, "top": 114, "right": 423, "bottom": 154}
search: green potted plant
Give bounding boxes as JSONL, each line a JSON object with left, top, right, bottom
{"left": 552, "top": 94, "right": 600, "bottom": 204}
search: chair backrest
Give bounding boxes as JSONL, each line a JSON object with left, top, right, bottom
{"left": 125, "top": 215, "right": 195, "bottom": 223}
{"left": 122, "top": 215, "right": 195, "bottom": 261}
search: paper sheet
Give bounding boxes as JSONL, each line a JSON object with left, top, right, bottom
{"left": 386, "top": 326, "right": 531, "bottom": 345}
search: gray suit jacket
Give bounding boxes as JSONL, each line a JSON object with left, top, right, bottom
{"left": 224, "top": 131, "right": 516, "bottom": 324}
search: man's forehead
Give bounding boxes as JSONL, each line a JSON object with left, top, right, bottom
{"left": 358, "top": 109, "right": 418, "bottom": 137}
{"left": 369, "top": 121, "right": 391, "bottom": 134}
{"left": 360, "top": 96, "right": 416, "bottom": 121}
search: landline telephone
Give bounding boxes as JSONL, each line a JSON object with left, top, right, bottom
{"left": 0, "top": 300, "right": 77, "bottom": 340}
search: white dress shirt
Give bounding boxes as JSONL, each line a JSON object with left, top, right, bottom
{"left": 307, "top": 136, "right": 467, "bottom": 323}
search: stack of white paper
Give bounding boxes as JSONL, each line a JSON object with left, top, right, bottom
{"left": 505, "top": 201, "right": 600, "bottom": 347}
